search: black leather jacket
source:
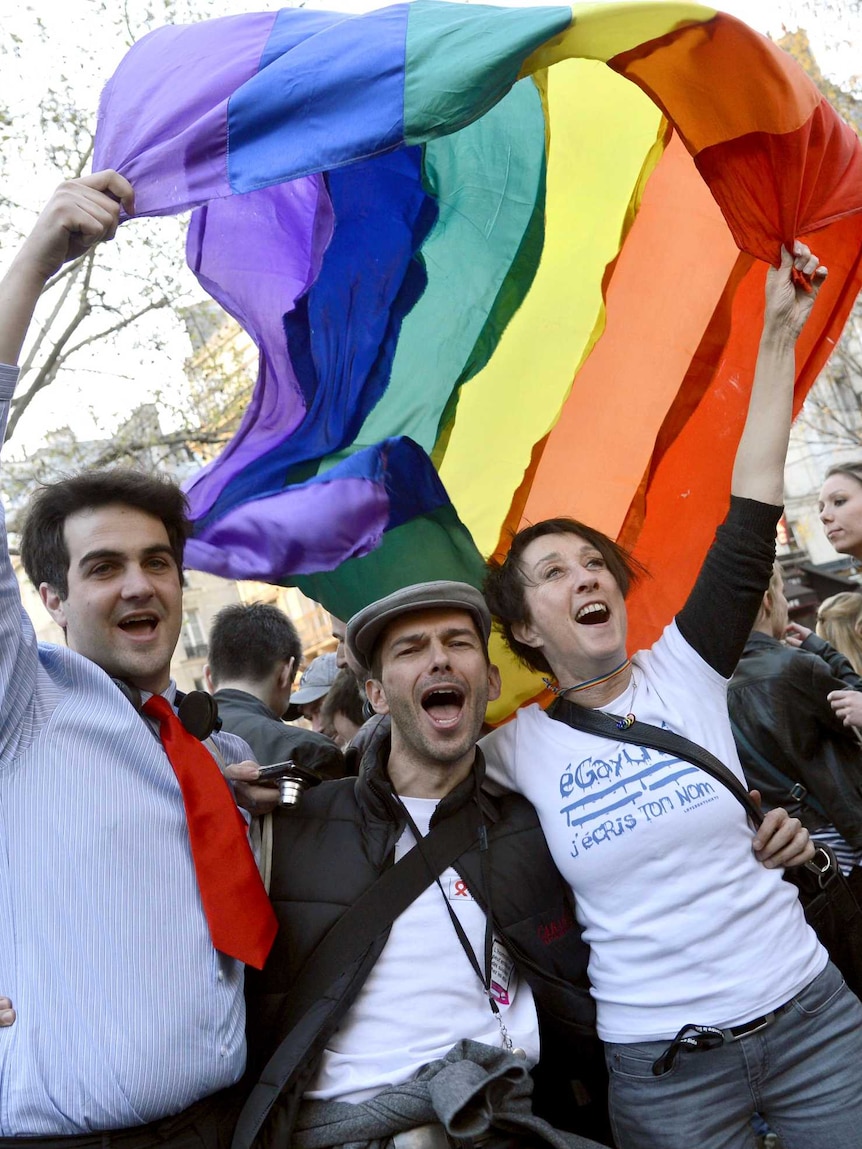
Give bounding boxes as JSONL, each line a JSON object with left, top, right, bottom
{"left": 235, "top": 737, "right": 595, "bottom": 1149}
{"left": 728, "top": 631, "right": 862, "bottom": 843}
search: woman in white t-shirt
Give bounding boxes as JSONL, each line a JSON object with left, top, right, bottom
{"left": 481, "top": 246, "right": 862, "bottom": 1149}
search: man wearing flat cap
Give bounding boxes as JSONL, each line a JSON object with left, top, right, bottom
{"left": 235, "top": 582, "right": 608, "bottom": 1149}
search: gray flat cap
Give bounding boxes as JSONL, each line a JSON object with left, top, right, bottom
{"left": 347, "top": 581, "right": 492, "bottom": 673}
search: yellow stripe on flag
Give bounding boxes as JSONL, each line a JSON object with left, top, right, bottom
{"left": 439, "top": 60, "right": 663, "bottom": 558}
{"left": 519, "top": 2, "right": 716, "bottom": 73}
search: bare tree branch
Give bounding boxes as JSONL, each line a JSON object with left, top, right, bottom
{"left": 7, "top": 294, "right": 172, "bottom": 442}
{"left": 20, "top": 256, "right": 88, "bottom": 376}
{"left": 71, "top": 137, "right": 94, "bottom": 180}
{"left": 62, "top": 297, "right": 170, "bottom": 359}
{"left": 90, "top": 429, "right": 234, "bottom": 469}
{"left": 7, "top": 298, "right": 93, "bottom": 441}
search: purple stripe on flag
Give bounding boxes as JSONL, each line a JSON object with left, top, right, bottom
{"left": 184, "top": 476, "right": 390, "bottom": 580}
{"left": 94, "top": 12, "right": 281, "bottom": 215}
{"left": 183, "top": 178, "right": 334, "bottom": 521}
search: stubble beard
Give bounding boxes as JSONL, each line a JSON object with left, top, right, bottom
{"left": 387, "top": 691, "right": 487, "bottom": 770}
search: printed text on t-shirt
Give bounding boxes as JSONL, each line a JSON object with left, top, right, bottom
{"left": 558, "top": 739, "right": 718, "bottom": 858}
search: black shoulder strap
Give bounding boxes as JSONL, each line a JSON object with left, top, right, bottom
{"left": 729, "top": 718, "right": 829, "bottom": 820}
{"left": 547, "top": 700, "right": 845, "bottom": 966}
{"left": 232, "top": 798, "right": 480, "bottom": 1149}
{"left": 547, "top": 696, "right": 763, "bottom": 825}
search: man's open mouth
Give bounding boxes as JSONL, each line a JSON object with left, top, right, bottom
{"left": 421, "top": 685, "right": 466, "bottom": 727}
{"left": 118, "top": 614, "right": 159, "bottom": 636}
{"left": 575, "top": 602, "right": 610, "bottom": 625}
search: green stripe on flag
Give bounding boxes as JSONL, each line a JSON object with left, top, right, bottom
{"left": 294, "top": 503, "right": 486, "bottom": 620}
{"left": 403, "top": 0, "right": 572, "bottom": 142}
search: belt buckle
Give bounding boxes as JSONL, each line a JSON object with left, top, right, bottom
{"left": 727, "top": 1013, "right": 772, "bottom": 1041}
{"left": 725, "top": 1004, "right": 790, "bottom": 1042}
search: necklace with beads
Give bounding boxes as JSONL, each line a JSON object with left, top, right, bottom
{"left": 544, "top": 658, "right": 638, "bottom": 730}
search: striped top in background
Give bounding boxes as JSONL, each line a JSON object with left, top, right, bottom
{"left": 93, "top": 2, "right": 862, "bottom": 720}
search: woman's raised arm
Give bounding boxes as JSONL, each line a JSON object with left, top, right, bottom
{"left": 731, "top": 243, "right": 827, "bottom": 504}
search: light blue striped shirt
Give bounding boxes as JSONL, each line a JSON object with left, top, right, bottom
{"left": 0, "top": 364, "right": 253, "bottom": 1134}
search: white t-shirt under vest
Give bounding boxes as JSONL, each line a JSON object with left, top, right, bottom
{"left": 305, "top": 795, "right": 540, "bottom": 1102}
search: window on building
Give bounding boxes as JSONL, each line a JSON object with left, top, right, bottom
{"left": 182, "top": 610, "right": 208, "bottom": 660}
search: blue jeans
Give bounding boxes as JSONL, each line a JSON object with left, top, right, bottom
{"left": 604, "top": 962, "right": 862, "bottom": 1149}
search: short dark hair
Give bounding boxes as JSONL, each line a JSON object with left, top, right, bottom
{"left": 208, "top": 602, "right": 302, "bottom": 686}
{"left": 483, "top": 517, "right": 643, "bottom": 676}
{"left": 321, "top": 668, "right": 365, "bottom": 728}
{"left": 20, "top": 469, "right": 190, "bottom": 598}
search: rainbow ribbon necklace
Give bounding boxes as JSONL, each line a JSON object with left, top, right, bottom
{"left": 544, "top": 658, "right": 637, "bottom": 730}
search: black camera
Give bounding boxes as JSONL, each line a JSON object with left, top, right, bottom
{"left": 257, "top": 760, "right": 322, "bottom": 807}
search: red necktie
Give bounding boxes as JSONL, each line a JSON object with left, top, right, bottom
{"left": 143, "top": 694, "right": 277, "bottom": 969}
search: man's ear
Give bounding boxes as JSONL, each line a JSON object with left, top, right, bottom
{"left": 510, "top": 618, "right": 542, "bottom": 650}
{"left": 487, "top": 663, "right": 502, "bottom": 704}
{"left": 203, "top": 664, "right": 214, "bottom": 693}
{"left": 278, "top": 656, "right": 296, "bottom": 692}
{"left": 39, "top": 584, "right": 67, "bottom": 629}
{"left": 365, "top": 677, "right": 390, "bottom": 715}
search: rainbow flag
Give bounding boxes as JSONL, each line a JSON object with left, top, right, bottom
{"left": 94, "top": 2, "right": 862, "bottom": 719}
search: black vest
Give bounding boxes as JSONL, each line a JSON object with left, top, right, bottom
{"left": 241, "top": 740, "right": 594, "bottom": 1149}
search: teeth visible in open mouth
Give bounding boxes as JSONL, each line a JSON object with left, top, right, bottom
{"left": 576, "top": 603, "right": 609, "bottom": 624}
{"left": 119, "top": 616, "right": 158, "bottom": 632}
{"left": 422, "top": 688, "right": 464, "bottom": 710}
{"left": 421, "top": 688, "right": 465, "bottom": 724}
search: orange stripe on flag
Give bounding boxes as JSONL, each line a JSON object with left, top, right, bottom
{"left": 516, "top": 133, "right": 738, "bottom": 538}
{"left": 609, "top": 13, "right": 819, "bottom": 151}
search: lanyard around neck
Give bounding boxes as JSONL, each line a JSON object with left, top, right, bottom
{"left": 394, "top": 786, "right": 514, "bottom": 1053}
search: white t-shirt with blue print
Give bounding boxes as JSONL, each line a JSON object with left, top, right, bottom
{"left": 481, "top": 619, "right": 825, "bottom": 1044}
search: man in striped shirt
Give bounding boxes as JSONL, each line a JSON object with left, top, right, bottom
{"left": 0, "top": 173, "right": 262, "bottom": 1144}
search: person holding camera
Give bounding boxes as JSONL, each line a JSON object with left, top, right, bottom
{"left": 206, "top": 601, "right": 346, "bottom": 780}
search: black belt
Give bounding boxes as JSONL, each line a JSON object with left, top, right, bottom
{"left": 721, "top": 999, "right": 795, "bottom": 1043}
{"left": 651, "top": 999, "right": 795, "bottom": 1077}
{"left": 0, "top": 1087, "right": 239, "bottom": 1148}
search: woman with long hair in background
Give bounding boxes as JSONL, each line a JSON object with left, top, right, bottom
{"left": 816, "top": 475, "right": 862, "bottom": 732}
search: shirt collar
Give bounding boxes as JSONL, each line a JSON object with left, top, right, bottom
{"left": 139, "top": 680, "right": 178, "bottom": 708}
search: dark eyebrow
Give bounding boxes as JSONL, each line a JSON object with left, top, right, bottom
{"left": 388, "top": 632, "right": 425, "bottom": 649}
{"left": 532, "top": 544, "right": 598, "bottom": 566}
{"left": 78, "top": 544, "right": 174, "bottom": 570}
{"left": 441, "top": 627, "right": 480, "bottom": 642}
{"left": 389, "top": 626, "right": 479, "bottom": 650}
